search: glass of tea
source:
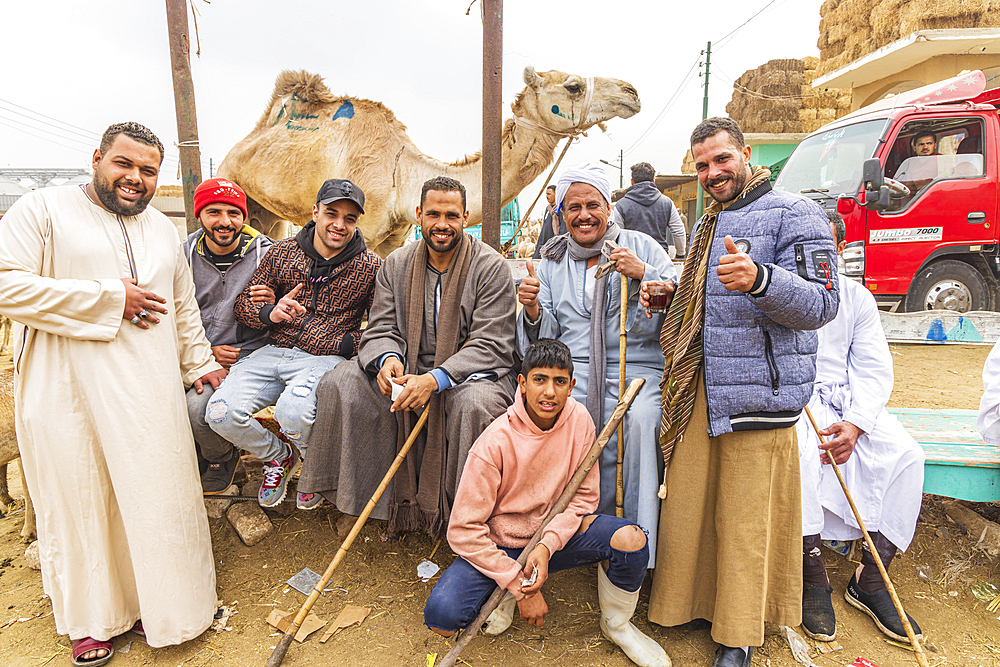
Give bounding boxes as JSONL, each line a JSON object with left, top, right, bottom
{"left": 646, "top": 282, "right": 672, "bottom": 314}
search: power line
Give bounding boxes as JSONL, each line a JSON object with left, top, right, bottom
{"left": 622, "top": 56, "right": 701, "bottom": 156}
{"left": 713, "top": 0, "right": 782, "bottom": 51}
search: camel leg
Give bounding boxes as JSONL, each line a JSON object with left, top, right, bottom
{"left": 19, "top": 459, "right": 34, "bottom": 542}
{"left": 0, "top": 317, "right": 11, "bottom": 357}
{"left": 373, "top": 223, "right": 415, "bottom": 258}
{"left": 247, "top": 197, "right": 292, "bottom": 239}
{"left": 0, "top": 462, "right": 10, "bottom": 508}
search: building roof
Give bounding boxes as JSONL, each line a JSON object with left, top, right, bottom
{"left": 815, "top": 28, "right": 1000, "bottom": 89}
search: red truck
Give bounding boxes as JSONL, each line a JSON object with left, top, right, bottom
{"left": 773, "top": 70, "right": 1000, "bottom": 312}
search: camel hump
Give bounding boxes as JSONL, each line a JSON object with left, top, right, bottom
{"left": 272, "top": 70, "right": 338, "bottom": 105}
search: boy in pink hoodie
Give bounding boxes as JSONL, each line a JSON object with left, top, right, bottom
{"left": 424, "top": 339, "right": 670, "bottom": 667}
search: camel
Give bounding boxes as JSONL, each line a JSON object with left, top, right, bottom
{"left": 217, "top": 67, "right": 640, "bottom": 256}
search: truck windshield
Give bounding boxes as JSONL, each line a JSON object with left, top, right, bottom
{"left": 773, "top": 119, "right": 889, "bottom": 202}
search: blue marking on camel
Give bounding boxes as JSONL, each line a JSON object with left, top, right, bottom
{"left": 332, "top": 101, "right": 355, "bottom": 121}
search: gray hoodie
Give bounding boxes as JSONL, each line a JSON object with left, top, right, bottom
{"left": 182, "top": 225, "right": 273, "bottom": 352}
{"left": 613, "top": 181, "right": 687, "bottom": 256}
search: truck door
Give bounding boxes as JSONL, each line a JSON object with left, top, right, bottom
{"left": 868, "top": 114, "right": 996, "bottom": 311}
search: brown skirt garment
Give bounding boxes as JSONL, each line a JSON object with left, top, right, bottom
{"left": 647, "top": 373, "right": 802, "bottom": 647}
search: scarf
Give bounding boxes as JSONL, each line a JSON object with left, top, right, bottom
{"left": 541, "top": 221, "right": 622, "bottom": 429}
{"left": 657, "top": 165, "right": 771, "bottom": 494}
{"left": 389, "top": 233, "right": 473, "bottom": 539}
{"left": 546, "top": 202, "right": 560, "bottom": 236}
{"left": 295, "top": 221, "right": 368, "bottom": 284}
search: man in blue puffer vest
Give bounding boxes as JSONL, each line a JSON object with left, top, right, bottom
{"left": 645, "top": 117, "right": 840, "bottom": 667}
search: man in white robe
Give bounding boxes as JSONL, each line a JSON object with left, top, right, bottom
{"left": 977, "top": 342, "right": 1000, "bottom": 443}
{"left": 0, "top": 122, "right": 225, "bottom": 664}
{"left": 797, "top": 212, "right": 923, "bottom": 643}
{"left": 517, "top": 163, "right": 676, "bottom": 562}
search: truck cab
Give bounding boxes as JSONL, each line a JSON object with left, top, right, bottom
{"left": 773, "top": 71, "right": 1000, "bottom": 312}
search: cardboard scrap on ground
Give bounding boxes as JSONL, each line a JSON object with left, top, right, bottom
{"left": 319, "top": 605, "right": 370, "bottom": 643}
{"left": 815, "top": 639, "right": 843, "bottom": 653}
{"left": 266, "top": 609, "right": 327, "bottom": 643}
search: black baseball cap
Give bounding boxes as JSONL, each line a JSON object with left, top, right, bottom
{"left": 316, "top": 178, "right": 365, "bottom": 214}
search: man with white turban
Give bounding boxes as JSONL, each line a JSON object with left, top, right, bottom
{"left": 517, "top": 163, "right": 677, "bottom": 562}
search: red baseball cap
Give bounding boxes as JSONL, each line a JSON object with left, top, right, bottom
{"left": 193, "top": 178, "right": 248, "bottom": 220}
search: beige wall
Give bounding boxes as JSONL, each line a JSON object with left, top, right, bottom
{"left": 852, "top": 55, "right": 1000, "bottom": 111}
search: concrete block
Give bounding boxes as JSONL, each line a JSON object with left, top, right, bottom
{"left": 24, "top": 540, "right": 40, "bottom": 570}
{"left": 227, "top": 502, "right": 273, "bottom": 546}
{"left": 205, "top": 485, "right": 239, "bottom": 520}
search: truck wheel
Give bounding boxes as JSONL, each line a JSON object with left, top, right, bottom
{"left": 904, "top": 260, "right": 991, "bottom": 313}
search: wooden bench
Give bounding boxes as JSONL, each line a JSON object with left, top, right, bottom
{"left": 887, "top": 407, "right": 1000, "bottom": 502}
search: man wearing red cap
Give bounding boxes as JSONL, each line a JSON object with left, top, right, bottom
{"left": 207, "top": 178, "right": 382, "bottom": 510}
{"left": 184, "top": 178, "right": 274, "bottom": 494}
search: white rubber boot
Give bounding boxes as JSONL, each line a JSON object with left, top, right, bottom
{"left": 483, "top": 592, "right": 517, "bottom": 635}
{"left": 597, "top": 566, "right": 671, "bottom": 667}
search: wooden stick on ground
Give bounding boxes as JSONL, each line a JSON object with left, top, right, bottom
{"left": 265, "top": 408, "right": 430, "bottom": 667}
{"left": 616, "top": 272, "right": 628, "bottom": 518}
{"left": 803, "top": 405, "right": 929, "bottom": 667}
{"left": 438, "top": 377, "right": 646, "bottom": 667}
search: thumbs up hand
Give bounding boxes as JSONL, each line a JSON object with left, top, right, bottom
{"left": 518, "top": 260, "right": 541, "bottom": 321}
{"left": 717, "top": 235, "right": 759, "bottom": 292}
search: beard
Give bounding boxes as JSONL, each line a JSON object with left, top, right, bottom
{"left": 205, "top": 225, "right": 240, "bottom": 250}
{"left": 706, "top": 166, "right": 749, "bottom": 204}
{"left": 425, "top": 228, "right": 460, "bottom": 254}
{"left": 93, "top": 171, "right": 153, "bottom": 217}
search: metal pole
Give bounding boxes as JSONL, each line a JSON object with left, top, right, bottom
{"left": 209, "top": 158, "right": 213, "bottom": 179}
{"left": 165, "top": 0, "right": 203, "bottom": 235}
{"left": 695, "top": 41, "right": 711, "bottom": 223}
{"left": 482, "top": 0, "right": 503, "bottom": 252}
{"left": 619, "top": 149, "right": 624, "bottom": 189}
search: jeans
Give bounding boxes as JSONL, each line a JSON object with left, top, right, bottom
{"left": 206, "top": 345, "right": 345, "bottom": 462}
{"left": 186, "top": 348, "right": 255, "bottom": 464}
{"left": 424, "top": 514, "right": 648, "bottom": 632}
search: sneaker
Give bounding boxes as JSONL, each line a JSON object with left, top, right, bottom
{"left": 202, "top": 457, "right": 247, "bottom": 495}
{"left": 258, "top": 448, "right": 300, "bottom": 508}
{"left": 296, "top": 491, "right": 323, "bottom": 510}
{"left": 712, "top": 646, "right": 752, "bottom": 667}
{"left": 801, "top": 586, "right": 836, "bottom": 641}
{"left": 845, "top": 573, "right": 922, "bottom": 642}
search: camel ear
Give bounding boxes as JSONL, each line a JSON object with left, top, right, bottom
{"left": 523, "top": 66, "right": 542, "bottom": 90}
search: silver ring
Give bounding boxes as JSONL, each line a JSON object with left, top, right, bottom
{"left": 130, "top": 316, "right": 140, "bottom": 324}
{"left": 139, "top": 309, "right": 148, "bottom": 319}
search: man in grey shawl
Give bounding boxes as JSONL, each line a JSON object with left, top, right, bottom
{"left": 298, "top": 176, "right": 517, "bottom": 538}
{"left": 516, "top": 163, "right": 676, "bottom": 563}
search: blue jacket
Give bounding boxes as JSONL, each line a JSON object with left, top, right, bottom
{"left": 700, "top": 182, "right": 840, "bottom": 436}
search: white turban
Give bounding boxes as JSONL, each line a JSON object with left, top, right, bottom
{"left": 555, "top": 162, "right": 612, "bottom": 211}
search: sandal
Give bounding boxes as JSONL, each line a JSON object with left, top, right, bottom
{"left": 130, "top": 620, "right": 144, "bottom": 637}
{"left": 71, "top": 637, "right": 113, "bottom": 666}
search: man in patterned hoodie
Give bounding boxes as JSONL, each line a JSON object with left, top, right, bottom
{"left": 206, "top": 178, "right": 381, "bottom": 510}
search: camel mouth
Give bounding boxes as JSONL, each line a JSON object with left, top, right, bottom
{"left": 616, "top": 99, "right": 641, "bottom": 117}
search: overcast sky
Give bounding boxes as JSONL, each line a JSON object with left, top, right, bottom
{"left": 1, "top": 0, "right": 823, "bottom": 209}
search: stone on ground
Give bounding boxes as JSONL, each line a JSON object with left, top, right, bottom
{"left": 227, "top": 502, "right": 273, "bottom": 546}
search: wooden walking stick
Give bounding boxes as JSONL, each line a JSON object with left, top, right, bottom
{"left": 438, "top": 377, "right": 646, "bottom": 667}
{"left": 266, "top": 407, "right": 430, "bottom": 667}
{"left": 803, "top": 405, "right": 929, "bottom": 667}
{"left": 615, "top": 272, "right": 628, "bottom": 518}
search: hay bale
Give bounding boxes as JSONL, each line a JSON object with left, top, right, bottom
{"left": 799, "top": 108, "right": 818, "bottom": 121}
{"left": 817, "top": 108, "right": 838, "bottom": 122}
{"left": 681, "top": 150, "right": 695, "bottom": 175}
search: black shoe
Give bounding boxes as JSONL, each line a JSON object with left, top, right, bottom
{"left": 845, "top": 574, "right": 922, "bottom": 642}
{"left": 802, "top": 586, "right": 837, "bottom": 641}
{"left": 202, "top": 457, "right": 246, "bottom": 495}
{"left": 712, "top": 645, "right": 752, "bottom": 667}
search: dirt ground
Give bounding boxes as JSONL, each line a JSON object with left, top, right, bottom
{"left": 2, "top": 343, "right": 1000, "bottom": 667}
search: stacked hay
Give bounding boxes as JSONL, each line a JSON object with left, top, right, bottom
{"left": 681, "top": 150, "right": 695, "bottom": 175}
{"left": 725, "top": 58, "right": 851, "bottom": 135}
{"left": 818, "top": 0, "right": 1000, "bottom": 77}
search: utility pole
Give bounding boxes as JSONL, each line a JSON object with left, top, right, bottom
{"left": 209, "top": 158, "right": 213, "bottom": 179}
{"left": 482, "top": 0, "right": 503, "bottom": 252}
{"left": 695, "top": 40, "right": 711, "bottom": 222}
{"left": 165, "top": 0, "right": 203, "bottom": 234}
{"left": 601, "top": 152, "right": 624, "bottom": 190}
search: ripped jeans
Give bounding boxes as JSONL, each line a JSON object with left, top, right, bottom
{"left": 205, "top": 345, "right": 345, "bottom": 463}
{"left": 424, "top": 514, "right": 648, "bottom": 633}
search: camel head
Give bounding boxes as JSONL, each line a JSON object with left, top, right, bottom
{"left": 516, "top": 66, "right": 641, "bottom": 135}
